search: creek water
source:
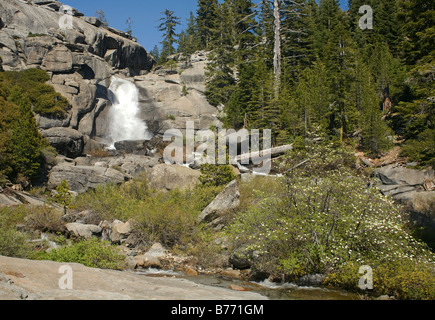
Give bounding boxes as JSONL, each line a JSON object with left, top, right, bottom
{"left": 135, "top": 269, "right": 359, "bottom": 300}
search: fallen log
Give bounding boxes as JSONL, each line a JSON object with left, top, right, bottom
{"left": 235, "top": 144, "right": 293, "bottom": 164}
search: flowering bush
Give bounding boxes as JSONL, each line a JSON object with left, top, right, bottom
{"left": 226, "top": 143, "right": 435, "bottom": 298}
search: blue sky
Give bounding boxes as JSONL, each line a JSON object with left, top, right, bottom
{"left": 65, "top": 0, "right": 347, "bottom": 52}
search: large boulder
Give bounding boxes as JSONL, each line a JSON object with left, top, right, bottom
{"left": 48, "top": 164, "right": 130, "bottom": 194}
{"left": 180, "top": 60, "right": 207, "bottom": 93}
{"left": 134, "top": 243, "right": 168, "bottom": 269}
{"left": 373, "top": 165, "right": 435, "bottom": 226}
{"left": 74, "top": 154, "right": 159, "bottom": 177}
{"left": 109, "top": 220, "right": 134, "bottom": 244}
{"left": 148, "top": 164, "right": 201, "bottom": 191}
{"left": 229, "top": 246, "right": 260, "bottom": 270}
{"left": 373, "top": 165, "right": 434, "bottom": 186}
{"left": 66, "top": 223, "right": 102, "bottom": 239}
{"left": 198, "top": 180, "right": 240, "bottom": 227}
{"left": 41, "top": 127, "right": 84, "bottom": 158}
{"left": 0, "top": 187, "right": 48, "bottom": 207}
{"left": 114, "top": 140, "right": 148, "bottom": 155}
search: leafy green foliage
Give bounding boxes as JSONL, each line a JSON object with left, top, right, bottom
{"left": 41, "top": 238, "right": 126, "bottom": 270}
{"left": 0, "top": 68, "right": 69, "bottom": 118}
{"left": 325, "top": 260, "right": 435, "bottom": 300}
{"left": 0, "top": 69, "right": 67, "bottom": 184}
{"left": 72, "top": 174, "right": 223, "bottom": 248}
{"left": 50, "top": 180, "right": 73, "bottom": 214}
{"left": 0, "top": 207, "right": 32, "bottom": 258}
{"left": 199, "top": 164, "right": 237, "bottom": 187}
{"left": 195, "top": 0, "right": 219, "bottom": 50}
{"left": 226, "top": 143, "right": 434, "bottom": 297}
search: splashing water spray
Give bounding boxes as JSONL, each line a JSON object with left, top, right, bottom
{"left": 107, "top": 77, "right": 152, "bottom": 150}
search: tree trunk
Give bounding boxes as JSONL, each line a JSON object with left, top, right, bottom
{"left": 273, "top": 0, "right": 281, "bottom": 98}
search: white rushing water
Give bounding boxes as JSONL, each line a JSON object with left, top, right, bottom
{"left": 107, "top": 77, "right": 152, "bottom": 149}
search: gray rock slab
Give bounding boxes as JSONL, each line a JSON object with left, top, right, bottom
{"left": 0, "top": 256, "right": 267, "bottom": 300}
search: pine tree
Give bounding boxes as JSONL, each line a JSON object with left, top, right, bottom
{"left": 258, "top": 0, "right": 275, "bottom": 67}
{"left": 7, "top": 87, "right": 45, "bottom": 181}
{"left": 367, "top": 40, "right": 406, "bottom": 106}
{"left": 51, "top": 180, "right": 73, "bottom": 215}
{"left": 394, "top": 0, "right": 435, "bottom": 167}
{"left": 158, "top": 9, "right": 181, "bottom": 63}
{"left": 150, "top": 45, "right": 160, "bottom": 62}
{"left": 351, "top": 58, "right": 392, "bottom": 156}
{"left": 226, "top": 0, "right": 258, "bottom": 62}
{"left": 96, "top": 9, "right": 109, "bottom": 27}
{"left": 177, "top": 11, "right": 198, "bottom": 60}
{"left": 287, "top": 61, "right": 331, "bottom": 136}
{"left": 196, "top": 0, "right": 220, "bottom": 50}
{"left": 280, "top": 0, "right": 315, "bottom": 80}
{"left": 317, "top": 0, "right": 358, "bottom": 142}
{"left": 204, "top": 2, "right": 236, "bottom": 107}
{"left": 398, "top": 0, "right": 435, "bottom": 66}
{"left": 125, "top": 17, "right": 133, "bottom": 38}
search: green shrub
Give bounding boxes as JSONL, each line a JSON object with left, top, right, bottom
{"left": 324, "top": 260, "right": 435, "bottom": 300}
{"left": 72, "top": 175, "right": 223, "bottom": 248}
{"left": 0, "top": 69, "right": 69, "bottom": 118}
{"left": 24, "top": 205, "right": 65, "bottom": 234}
{"left": 226, "top": 142, "right": 435, "bottom": 297}
{"left": 0, "top": 207, "right": 33, "bottom": 258}
{"left": 0, "top": 69, "right": 69, "bottom": 184}
{"left": 0, "top": 226, "right": 31, "bottom": 258}
{"left": 40, "top": 238, "right": 126, "bottom": 270}
{"left": 50, "top": 180, "right": 73, "bottom": 214}
{"left": 199, "top": 164, "right": 237, "bottom": 187}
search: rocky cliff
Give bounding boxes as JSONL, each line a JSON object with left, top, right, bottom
{"left": 0, "top": 0, "right": 154, "bottom": 150}
{"left": 0, "top": 0, "right": 221, "bottom": 150}
{"left": 0, "top": 0, "right": 223, "bottom": 194}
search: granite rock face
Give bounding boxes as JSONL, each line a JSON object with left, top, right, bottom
{"left": 0, "top": 0, "right": 225, "bottom": 197}
{"left": 0, "top": 0, "right": 154, "bottom": 152}
{"left": 373, "top": 165, "right": 435, "bottom": 225}
{"left": 0, "top": 255, "right": 267, "bottom": 300}
{"left": 47, "top": 163, "right": 130, "bottom": 194}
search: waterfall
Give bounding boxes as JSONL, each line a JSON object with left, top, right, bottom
{"left": 107, "top": 77, "right": 152, "bottom": 149}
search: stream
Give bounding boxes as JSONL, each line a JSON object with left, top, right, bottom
{"left": 135, "top": 269, "right": 359, "bottom": 300}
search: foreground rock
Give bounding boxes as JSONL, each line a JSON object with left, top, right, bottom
{"left": 0, "top": 256, "right": 267, "bottom": 300}
{"left": 198, "top": 180, "right": 240, "bottom": 230}
{"left": 148, "top": 164, "right": 201, "bottom": 191}
{"left": 65, "top": 223, "right": 102, "bottom": 239}
{"left": 134, "top": 243, "right": 168, "bottom": 269}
